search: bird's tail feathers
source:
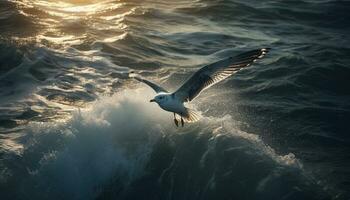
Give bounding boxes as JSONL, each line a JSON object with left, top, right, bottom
{"left": 182, "top": 108, "right": 201, "bottom": 123}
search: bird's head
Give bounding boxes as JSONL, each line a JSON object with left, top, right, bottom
{"left": 150, "top": 94, "right": 169, "bottom": 105}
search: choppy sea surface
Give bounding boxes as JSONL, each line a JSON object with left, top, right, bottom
{"left": 0, "top": 0, "right": 349, "bottom": 199}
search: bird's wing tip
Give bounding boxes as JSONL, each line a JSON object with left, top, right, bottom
{"left": 258, "top": 48, "right": 271, "bottom": 58}
{"left": 128, "top": 71, "right": 139, "bottom": 78}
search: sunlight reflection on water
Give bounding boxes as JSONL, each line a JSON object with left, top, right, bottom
{"left": 15, "top": 0, "right": 130, "bottom": 46}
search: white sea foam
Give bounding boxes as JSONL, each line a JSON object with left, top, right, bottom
{"left": 16, "top": 88, "right": 170, "bottom": 199}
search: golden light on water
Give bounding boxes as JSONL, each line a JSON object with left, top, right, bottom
{"left": 9, "top": 0, "right": 132, "bottom": 119}
{"left": 15, "top": 0, "right": 131, "bottom": 47}
{"left": 32, "top": 0, "right": 123, "bottom": 16}
{"left": 28, "top": 0, "right": 125, "bottom": 19}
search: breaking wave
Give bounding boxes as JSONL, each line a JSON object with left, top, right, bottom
{"left": 1, "top": 88, "right": 326, "bottom": 200}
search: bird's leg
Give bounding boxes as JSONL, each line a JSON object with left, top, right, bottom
{"left": 181, "top": 116, "right": 184, "bottom": 127}
{"left": 173, "top": 113, "right": 179, "bottom": 127}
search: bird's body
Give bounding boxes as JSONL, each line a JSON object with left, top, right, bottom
{"left": 154, "top": 93, "right": 186, "bottom": 114}
{"left": 135, "top": 48, "right": 270, "bottom": 127}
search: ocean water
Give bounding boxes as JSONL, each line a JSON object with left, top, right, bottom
{"left": 0, "top": 0, "right": 349, "bottom": 199}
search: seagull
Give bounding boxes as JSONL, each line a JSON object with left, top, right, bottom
{"left": 134, "top": 48, "right": 270, "bottom": 127}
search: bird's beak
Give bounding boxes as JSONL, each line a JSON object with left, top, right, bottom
{"left": 150, "top": 99, "right": 155, "bottom": 102}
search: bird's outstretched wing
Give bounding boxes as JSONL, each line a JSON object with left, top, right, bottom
{"left": 173, "top": 48, "right": 270, "bottom": 102}
{"left": 134, "top": 76, "right": 168, "bottom": 93}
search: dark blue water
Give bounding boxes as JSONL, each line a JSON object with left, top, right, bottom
{"left": 0, "top": 0, "right": 349, "bottom": 199}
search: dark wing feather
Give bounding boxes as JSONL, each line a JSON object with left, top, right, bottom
{"left": 134, "top": 76, "right": 168, "bottom": 93}
{"left": 173, "top": 48, "right": 269, "bottom": 102}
